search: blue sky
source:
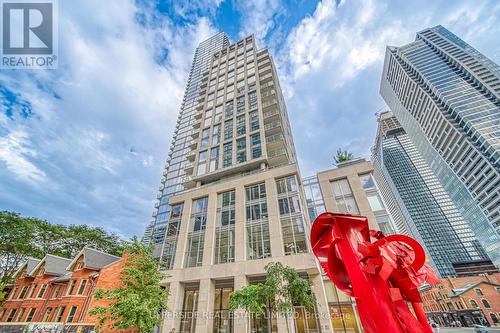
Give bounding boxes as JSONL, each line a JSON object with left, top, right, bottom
{"left": 1, "top": 0, "right": 499, "bottom": 239}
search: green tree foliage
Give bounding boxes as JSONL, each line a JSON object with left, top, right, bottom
{"left": 89, "top": 238, "right": 169, "bottom": 333}
{"left": 333, "top": 148, "right": 354, "bottom": 165}
{"left": 229, "top": 262, "right": 316, "bottom": 333}
{"left": 0, "top": 281, "right": 6, "bottom": 306}
{"left": 0, "top": 211, "right": 123, "bottom": 284}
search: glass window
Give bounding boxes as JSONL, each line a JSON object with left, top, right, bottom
{"left": 223, "top": 142, "right": 232, "bottom": 167}
{"left": 367, "top": 193, "right": 384, "bottom": 212}
{"left": 359, "top": 174, "right": 375, "bottom": 189}
{"left": 225, "top": 100, "right": 233, "bottom": 118}
{"left": 236, "top": 138, "right": 246, "bottom": 163}
{"left": 201, "top": 128, "right": 210, "bottom": 149}
{"left": 77, "top": 280, "right": 87, "bottom": 295}
{"left": 237, "top": 95, "right": 245, "bottom": 113}
{"left": 180, "top": 289, "right": 199, "bottom": 332}
{"left": 209, "top": 147, "right": 219, "bottom": 172}
{"left": 251, "top": 133, "right": 261, "bottom": 159}
{"left": 249, "top": 110, "right": 259, "bottom": 131}
{"left": 212, "top": 124, "right": 221, "bottom": 145}
{"left": 281, "top": 216, "right": 307, "bottom": 255}
{"left": 215, "top": 191, "right": 236, "bottom": 264}
{"left": 213, "top": 286, "right": 234, "bottom": 332}
{"left": 236, "top": 115, "right": 246, "bottom": 136}
{"left": 66, "top": 306, "right": 77, "bottom": 323}
{"left": 331, "top": 179, "right": 359, "bottom": 214}
{"left": 224, "top": 120, "right": 233, "bottom": 141}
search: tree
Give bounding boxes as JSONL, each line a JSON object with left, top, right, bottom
{"left": 229, "top": 262, "right": 316, "bottom": 333}
{"left": 0, "top": 211, "right": 123, "bottom": 283}
{"left": 89, "top": 238, "right": 169, "bottom": 333}
{"left": 0, "top": 281, "right": 6, "bottom": 306}
{"left": 333, "top": 148, "right": 354, "bottom": 165}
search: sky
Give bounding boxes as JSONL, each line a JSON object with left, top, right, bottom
{"left": 1, "top": 0, "right": 499, "bottom": 239}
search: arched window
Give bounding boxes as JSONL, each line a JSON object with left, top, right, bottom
{"left": 470, "top": 300, "right": 478, "bottom": 308}
{"left": 481, "top": 299, "right": 490, "bottom": 308}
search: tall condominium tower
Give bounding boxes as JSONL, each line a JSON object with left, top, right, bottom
{"left": 153, "top": 34, "right": 333, "bottom": 333}
{"left": 380, "top": 25, "right": 500, "bottom": 266}
{"left": 144, "top": 33, "right": 229, "bottom": 255}
{"left": 372, "top": 111, "right": 488, "bottom": 277}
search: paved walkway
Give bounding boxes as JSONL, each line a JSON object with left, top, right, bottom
{"left": 440, "top": 328, "right": 500, "bottom": 332}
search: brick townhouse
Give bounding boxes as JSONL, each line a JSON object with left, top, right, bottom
{"left": 0, "top": 247, "right": 122, "bottom": 327}
{"left": 421, "top": 273, "right": 500, "bottom": 327}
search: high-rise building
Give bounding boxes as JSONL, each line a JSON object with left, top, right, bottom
{"left": 303, "top": 158, "right": 397, "bottom": 332}
{"left": 144, "top": 33, "right": 230, "bottom": 256}
{"left": 372, "top": 111, "right": 489, "bottom": 277}
{"left": 152, "top": 34, "right": 333, "bottom": 333}
{"left": 380, "top": 25, "right": 500, "bottom": 265}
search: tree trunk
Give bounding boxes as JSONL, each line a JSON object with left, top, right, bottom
{"left": 285, "top": 314, "right": 290, "bottom": 333}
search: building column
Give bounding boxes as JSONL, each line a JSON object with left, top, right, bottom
{"left": 265, "top": 178, "right": 285, "bottom": 258}
{"left": 310, "top": 273, "right": 334, "bottom": 332}
{"left": 195, "top": 278, "right": 215, "bottom": 332}
{"left": 202, "top": 192, "right": 218, "bottom": 266}
{"left": 234, "top": 275, "right": 249, "bottom": 332}
{"left": 235, "top": 185, "right": 246, "bottom": 262}
{"left": 162, "top": 281, "right": 184, "bottom": 333}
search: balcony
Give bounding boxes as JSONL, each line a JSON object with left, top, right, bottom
{"left": 190, "top": 129, "right": 200, "bottom": 139}
{"left": 186, "top": 152, "right": 196, "bottom": 162}
{"left": 184, "top": 163, "right": 194, "bottom": 174}
{"left": 188, "top": 139, "right": 198, "bottom": 150}
{"left": 264, "top": 121, "right": 282, "bottom": 135}
{"left": 192, "top": 119, "right": 201, "bottom": 129}
{"left": 193, "top": 111, "right": 203, "bottom": 120}
{"left": 263, "top": 108, "right": 280, "bottom": 123}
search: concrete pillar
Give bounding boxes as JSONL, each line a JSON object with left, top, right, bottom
{"left": 195, "top": 278, "right": 215, "bottom": 332}
{"left": 310, "top": 273, "right": 334, "bottom": 332}
{"left": 162, "top": 281, "right": 184, "bottom": 332}
{"left": 265, "top": 177, "right": 285, "bottom": 257}
{"left": 234, "top": 275, "right": 249, "bottom": 332}
{"left": 202, "top": 192, "right": 218, "bottom": 266}
{"left": 235, "top": 185, "right": 246, "bottom": 262}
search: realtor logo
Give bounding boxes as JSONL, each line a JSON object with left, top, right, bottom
{"left": 1, "top": 0, "right": 58, "bottom": 68}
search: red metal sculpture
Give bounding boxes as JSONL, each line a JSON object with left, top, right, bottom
{"left": 311, "top": 212, "right": 439, "bottom": 333}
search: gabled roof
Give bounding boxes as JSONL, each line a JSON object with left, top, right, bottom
{"left": 31, "top": 254, "right": 72, "bottom": 277}
{"left": 450, "top": 281, "right": 500, "bottom": 297}
{"left": 66, "top": 247, "right": 121, "bottom": 271}
{"left": 51, "top": 272, "right": 72, "bottom": 283}
{"left": 13, "top": 257, "right": 41, "bottom": 278}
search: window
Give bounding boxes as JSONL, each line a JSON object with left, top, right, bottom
{"left": 67, "top": 280, "right": 77, "bottom": 295}
{"left": 66, "top": 306, "right": 77, "bottom": 323}
{"left": 77, "top": 279, "right": 87, "bottom": 295}
{"left": 249, "top": 110, "right": 259, "bottom": 131}
{"left": 237, "top": 95, "right": 245, "bottom": 113}
{"left": 179, "top": 288, "right": 199, "bottom": 332}
{"left": 236, "top": 115, "right": 246, "bottom": 136}
{"left": 37, "top": 284, "right": 47, "bottom": 298}
{"left": 248, "top": 90, "right": 257, "bottom": 109}
{"left": 212, "top": 124, "right": 221, "bottom": 145}
{"left": 26, "top": 308, "right": 36, "bottom": 322}
{"left": 276, "top": 176, "right": 298, "bottom": 194}
{"left": 481, "top": 299, "right": 491, "bottom": 308}
{"left": 51, "top": 285, "right": 61, "bottom": 299}
{"left": 215, "top": 191, "right": 236, "bottom": 264}
{"left": 185, "top": 197, "right": 208, "bottom": 268}
{"left": 209, "top": 147, "right": 219, "bottom": 172}
{"left": 470, "top": 299, "right": 478, "bottom": 308}
{"left": 19, "top": 286, "right": 29, "bottom": 299}
{"left": 251, "top": 133, "right": 261, "bottom": 159}
{"left": 213, "top": 285, "right": 233, "bottom": 332}
{"left": 55, "top": 307, "right": 66, "bottom": 322}
{"left": 9, "top": 287, "right": 18, "bottom": 300}
{"left": 197, "top": 150, "right": 207, "bottom": 176}
{"left": 225, "top": 100, "right": 234, "bottom": 118}
{"left": 359, "top": 174, "right": 375, "bottom": 189}
{"left": 223, "top": 143, "right": 232, "bottom": 168}
{"left": 246, "top": 183, "right": 271, "bottom": 260}
{"left": 28, "top": 284, "right": 37, "bottom": 298}
{"left": 367, "top": 193, "right": 385, "bottom": 212}
{"left": 475, "top": 288, "right": 484, "bottom": 296}
{"left": 201, "top": 128, "right": 210, "bottom": 149}
{"left": 236, "top": 138, "right": 246, "bottom": 163}
{"left": 281, "top": 216, "right": 307, "bottom": 255}
{"left": 331, "top": 179, "right": 359, "bottom": 214}
{"left": 278, "top": 196, "right": 301, "bottom": 215}
{"left": 43, "top": 307, "right": 53, "bottom": 321}
{"left": 6, "top": 309, "right": 16, "bottom": 322}
{"left": 15, "top": 308, "right": 25, "bottom": 322}
{"left": 224, "top": 120, "right": 233, "bottom": 141}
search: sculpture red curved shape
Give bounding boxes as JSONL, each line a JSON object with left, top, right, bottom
{"left": 311, "top": 212, "right": 439, "bottom": 333}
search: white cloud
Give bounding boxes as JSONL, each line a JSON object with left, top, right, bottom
{"left": 0, "top": 0, "right": 217, "bottom": 236}
{"left": 236, "top": 0, "right": 283, "bottom": 46}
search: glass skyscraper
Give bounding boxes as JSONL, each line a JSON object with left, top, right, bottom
{"left": 372, "top": 111, "right": 488, "bottom": 277}
{"left": 144, "top": 33, "right": 229, "bottom": 257}
{"left": 380, "top": 25, "right": 500, "bottom": 266}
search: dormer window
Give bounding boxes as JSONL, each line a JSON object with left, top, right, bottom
{"left": 74, "top": 257, "right": 84, "bottom": 270}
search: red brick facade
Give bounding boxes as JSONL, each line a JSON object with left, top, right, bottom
{"left": 421, "top": 273, "right": 500, "bottom": 327}
{"left": 0, "top": 249, "right": 126, "bottom": 332}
